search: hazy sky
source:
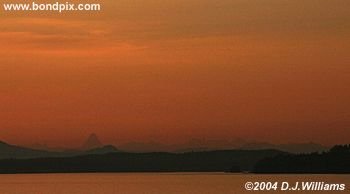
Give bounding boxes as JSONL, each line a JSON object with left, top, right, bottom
{"left": 0, "top": 0, "right": 349, "bottom": 147}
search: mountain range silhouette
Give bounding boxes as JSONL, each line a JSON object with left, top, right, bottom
{"left": 0, "top": 134, "right": 119, "bottom": 159}
{"left": 0, "top": 137, "right": 348, "bottom": 174}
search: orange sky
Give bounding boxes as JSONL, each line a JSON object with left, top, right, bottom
{"left": 0, "top": 0, "right": 349, "bottom": 147}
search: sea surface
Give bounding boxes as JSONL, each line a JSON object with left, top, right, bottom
{"left": 0, "top": 173, "right": 349, "bottom": 194}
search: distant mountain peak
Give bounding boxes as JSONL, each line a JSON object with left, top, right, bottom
{"left": 82, "top": 133, "right": 103, "bottom": 150}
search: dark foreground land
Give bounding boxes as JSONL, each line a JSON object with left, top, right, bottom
{"left": 0, "top": 145, "right": 349, "bottom": 174}
{"left": 0, "top": 150, "right": 282, "bottom": 174}
{"left": 254, "top": 144, "right": 350, "bottom": 174}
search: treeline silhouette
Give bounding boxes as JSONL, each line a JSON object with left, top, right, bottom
{"left": 254, "top": 144, "right": 350, "bottom": 174}
{"left": 0, "top": 150, "right": 282, "bottom": 174}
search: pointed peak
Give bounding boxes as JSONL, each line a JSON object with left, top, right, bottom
{"left": 88, "top": 133, "right": 98, "bottom": 139}
{"left": 82, "top": 133, "right": 103, "bottom": 150}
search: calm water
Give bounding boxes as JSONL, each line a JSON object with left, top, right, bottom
{"left": 0, "top": 173, "right": 349, "bottom": 194}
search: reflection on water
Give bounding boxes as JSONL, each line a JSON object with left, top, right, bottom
{"left": 0, "top": 173, "right": 349, "bottom": 194}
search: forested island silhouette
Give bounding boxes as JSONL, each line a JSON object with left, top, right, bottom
{"left": 254, "top": 144, "right": 350, "bottom": 174}
{"left": 0, "top": 134, "right": 349, "bottom": 174}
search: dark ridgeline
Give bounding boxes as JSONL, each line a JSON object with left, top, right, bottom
{"left": 0, "top": 141, "right": 120, "bottom": 160}
{"left": 240, "top": 142, "right": 329, "bottom": 154}
{"left": 0, "top": 134, "right": 120, "bottom": 160}
{"left": 1, "top": 136, "right": 349, "bottom": 174}
{"left": 253, "top": 144, "right": 350, "bottom": 174}
{"left": 0, "top": 150, "right": 282, "bottom": 174}
{"left": 0, "top": 141, "right": 58, "bottom": 159}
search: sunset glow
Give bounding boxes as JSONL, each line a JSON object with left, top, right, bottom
{"left": 1, "top": 0, "right": 349, "bottom": 147}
